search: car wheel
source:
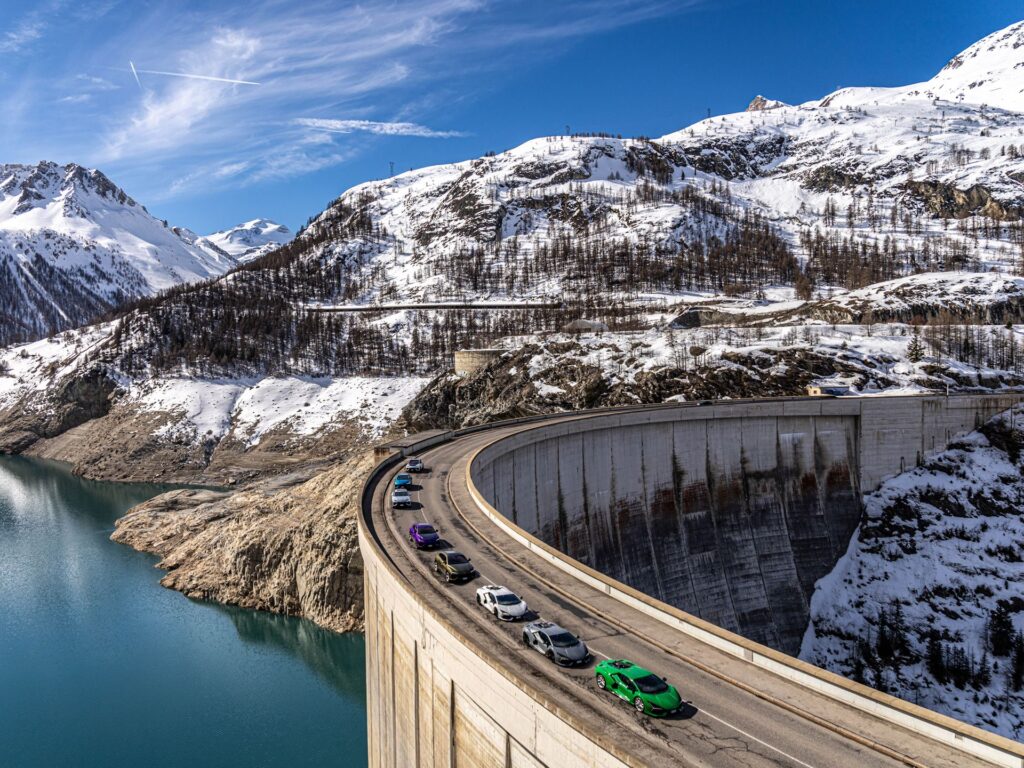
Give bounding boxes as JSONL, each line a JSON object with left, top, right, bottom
{"left": 444, "top": 572, "right": 452, "bottom": 583}
{"left": 596, "top": 675, "right": 606, "bottom": 690}
{"left": 475, "top": 594, "right": 481, "bottom": 604}
{"left": 545, "top": 649, "right": 554, "bottom": 661}
{"left": 633, "top": 697, "right": 645, "bottom": 714}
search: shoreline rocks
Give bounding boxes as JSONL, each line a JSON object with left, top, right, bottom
{"left": 111, "top": 454, "right": 371, "bottom": 634}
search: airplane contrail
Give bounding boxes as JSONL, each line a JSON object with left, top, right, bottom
{"left": 132, "top": 67, "right": 260, "bottom": 86}
{"left": 129, "top": 60, "right": 142, "bottom": 88}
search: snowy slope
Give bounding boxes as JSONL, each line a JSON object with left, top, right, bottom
{"left": 926, "top": 20, "right": 1024, "bottom": 111}
{"left": 261, "top": 19, "right": 1024, "bottom": 315}
{"left": 0, "top": 161, "right": 237, "bottom": 345}
{"left": 656, "top": 22, "right": 1024, "bottom": 243}
{"left": 801, "top": 406, "right": 1024, "bottom": 739}
{"left": 203, "top": 218, "right": 292, "bottom": 263}
{"left": 0, "top": 326, "right": 427, "bottom": 452}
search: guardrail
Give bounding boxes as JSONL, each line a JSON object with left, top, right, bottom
{"left": 460, "top": 401, "right": 1024, "bottom": 768}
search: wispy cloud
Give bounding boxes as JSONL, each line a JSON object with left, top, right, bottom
{"left": 295, "top": 118, "right": 465, "bottom": 138}
{"left": 0, "top": 20, "right": 44, "bottom": 53}
{"left": 74, "top": 74, "right": 119, "bottom": 92}
{"left": 0, "top": 0, "right": 101, "bottom": 54}
{"left": 4, "top": 0, "right": 696, "bottom": 206}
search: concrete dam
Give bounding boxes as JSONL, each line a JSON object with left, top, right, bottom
{"left": 363, "top": 394, "right": 1024, "bottom": 768}
{"left": 469, "top": 396, "right": 1019, "bottom": 655}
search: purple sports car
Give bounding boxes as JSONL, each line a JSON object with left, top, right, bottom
{"left": 409, "top": 522, "right": 441, "bottom": 549}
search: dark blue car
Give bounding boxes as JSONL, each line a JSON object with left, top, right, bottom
{"left": 409, "top": 522, "right": 441, "bottom": 549}
{"left": 394, "top": 473, "right": 413, "bottom": 488}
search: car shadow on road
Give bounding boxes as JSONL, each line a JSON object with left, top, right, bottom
{"left": 664, "top": 702, "right": 698, "bottom": 721}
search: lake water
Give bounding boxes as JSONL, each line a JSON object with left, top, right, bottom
{"left": 0, "top": 455, "right": 368, "bottom": 767}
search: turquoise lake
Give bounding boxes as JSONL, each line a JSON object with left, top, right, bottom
{"left": 0, "top": 455, "right": 368, "bottom": 767}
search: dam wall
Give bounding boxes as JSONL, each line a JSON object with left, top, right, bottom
{"left": 360, "top": 519, "right": 630, "bottom": 768}
{"left": 470, "top": 394, "right": 1022, "bottom": 655}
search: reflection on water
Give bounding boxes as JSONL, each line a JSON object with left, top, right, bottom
{"left": 0, "top": 455, "right": 368, "bottom": 768}
{"left": 223, "top": 606, "right": 367, "bottom": 701}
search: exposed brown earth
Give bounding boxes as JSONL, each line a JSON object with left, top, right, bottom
{"left": 111, "top": 454, "right": 372, "bottom": 633}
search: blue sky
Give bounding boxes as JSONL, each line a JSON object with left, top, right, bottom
{"left": 1, "top": 0, "right": 1021, "bottom": 234}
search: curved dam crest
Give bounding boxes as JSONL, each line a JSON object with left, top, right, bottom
{"left": 470, "top": 396, "right": 1017, "bottom": 655}
{"left": 362, "top": 395, "right": 1024, "bottom": 768}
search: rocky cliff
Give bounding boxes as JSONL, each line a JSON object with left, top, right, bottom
{"left": 111, "top": 454, "right": 371, "bottom": 633}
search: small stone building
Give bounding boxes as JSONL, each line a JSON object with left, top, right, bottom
{"left": 560, "top": 319, "right": 609, "bottom": 334}
{"left": 454, "top": 349, "right": 503, "bottom": 377}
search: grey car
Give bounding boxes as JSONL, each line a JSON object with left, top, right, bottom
{"left": 522, "top": 620, "right": 590, "bottom": 666}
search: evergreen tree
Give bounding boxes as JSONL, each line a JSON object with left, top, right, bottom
{"left": 990, "top": 604, "right": 1016, "bottom": 657}
{"left": 926, "top": 633, "right": 947, "bottom": 684}
{"left": 907, "top": 326, "right": 926, "bottom": 364}
{"left": 1011, "top": 634, "right": 1024, "bottom": 692}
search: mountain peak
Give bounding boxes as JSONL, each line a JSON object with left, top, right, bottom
{"left": 746, "top": 95, "right": 787, "bottom": 112}
{"left": 204, "top": 218, "right": 292, "bottom": 262}
{"left": 924, "top": 19, "right": 1024, "bottom": 111}
{"left": 0, "top": 160, "right": 138, "bottom": 218}
{"left": 0, "top": 160, "right": 239, "bottom": 345}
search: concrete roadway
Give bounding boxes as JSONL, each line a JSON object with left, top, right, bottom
{"left": 371, "top": 413, "right": 997, "bottom": 768}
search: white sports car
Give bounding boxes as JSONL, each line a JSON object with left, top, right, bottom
{"left": 475, "top": 585, "right": 529, "bottom": 621}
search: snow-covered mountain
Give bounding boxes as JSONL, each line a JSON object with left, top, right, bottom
{"left": 25, "top": 18, "right": 1013, "bottom": 385}
{"left": 0, "top": 161, "right": 237, "bottom": 346}
{"left": 203, "top": 218, "right": 292, "bottom": 263}
{"left": 802, "top": 406, "right": 1024, "bottom": 739}
{"left": 262, "top": 19, "right": 1024, "bottom": 312}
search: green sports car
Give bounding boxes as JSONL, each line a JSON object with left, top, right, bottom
{"left": 595, "top": 659, "right": 682, "bottom": 716}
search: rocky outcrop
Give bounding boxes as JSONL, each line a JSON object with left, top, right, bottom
{"left": 801, "top": 407, "right": 1024, "bottom": 738}
{"left": 0, "top": 365, "right": 118, "bottom": 453}
{"left": 804, "top": 165, "right": 870, "bottom": 192}
{"left": 111, "top": 454, "right": 371, "bottom": 633}
{"left": 904, "top": 180, "right": 1022, "bottom": 220}
{"left": 746, "top": 95, "right": 787, "bottom": 111}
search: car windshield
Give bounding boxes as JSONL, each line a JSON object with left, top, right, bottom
{"left": 397, "top": 474, "right": 411, "bottom": 481}
{"left": 416, "top": 525, "right": 436, "bottom": 534}
{"left": 495, "top": 594, "right": 520, "bottom": 605}
{"left": 394, "top": 490, "right": 409, "bottom": 496}
{"left": 446, "top": 553, "right": 468, "bottom": 565}
{"left": 409, "top": 460, "right": 422, "bottom": 466}
{"left": 548, "top": 632, "right": 577, "bottom": 647}
{"left": 634, "top": 674, "right": 669, "bottom": 694}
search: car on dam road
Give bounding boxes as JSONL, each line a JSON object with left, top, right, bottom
{"left": 475, "top": 585, "right": 529, "bottom": 621}
{"left": 595, "top": 659, "right": 682, "bottom": 717}
{"left": 408, "top": 522, "right": 442, "bottom": 549}
{"left": 405, "top": 457, "right": 426, "bottom": 473}
{"left": 393, "top": 473, "right": 414, "bottom": 488}
{"left": 433, "top": 550, "right": 477, "bottom": 583}
{"left": 522, "top": 621, "right": 590, "bottom": 666}
{"left": 392, "top": 488, "right": 413, "bottom": 508}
